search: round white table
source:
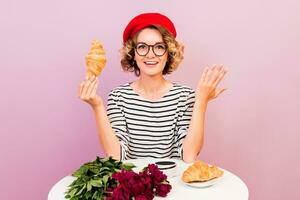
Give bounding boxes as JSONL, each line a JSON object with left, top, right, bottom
{"left": 48, "top": 158, "right": 248, "bottom": 200}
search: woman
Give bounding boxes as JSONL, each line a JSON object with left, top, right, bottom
{"left": 78, "top": 13, "right": 227, "bottom": 163}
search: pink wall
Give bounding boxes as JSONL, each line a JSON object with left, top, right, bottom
{"left": 1, "top": 0, "right": 299, "bottom": 199}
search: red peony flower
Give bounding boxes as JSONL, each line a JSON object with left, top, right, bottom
{"left": 106, "top": 184, "right": 130, "bottom": 200}
{"left": 155, "top": 183, "right": 172, "bottom": 197}
{"left": 135, "top": 195, "right": 151, "bottom": 200}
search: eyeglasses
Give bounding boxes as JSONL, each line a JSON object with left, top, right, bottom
{"left": 135, "top": 42, "right": 167, "bottom": 57}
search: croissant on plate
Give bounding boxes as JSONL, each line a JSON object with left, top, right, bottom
{"left": 85, "top": 40, "right": 106, "bottom": 78}
{"left": 182, "top": 160, "right": 224, "bottom": 183}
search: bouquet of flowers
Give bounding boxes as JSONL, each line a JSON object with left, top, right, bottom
{"left": 65, "top": 157, "right": 171, "bottom": 200}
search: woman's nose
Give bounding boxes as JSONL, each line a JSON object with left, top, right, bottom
{"left": 145, "top": 47, "right": 156, "bottom": 58}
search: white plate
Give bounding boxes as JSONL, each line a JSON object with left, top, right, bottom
{"left": 181, "top": 176, "right": 223, "bottom": 188}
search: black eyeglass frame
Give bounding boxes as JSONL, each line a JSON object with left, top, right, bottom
{"left": 135, "top": 42, "right": 168, "bottom": 57}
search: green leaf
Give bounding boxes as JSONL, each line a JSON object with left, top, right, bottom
{"left": 89, "top": 167, "right": 100, "bottom": 174}
{"left": 68, "top": 188, "right": 77, "bottom": 198}
{"left": 92, "top": 191, "right": 99, "bottom": 199}
{"left": 76, "top": 184, "right": 86, "bottom": 195}
{"left": 99, "top": 166, "right": 110, "bottom": 172}
{"left": 87, "top": 182, "right": 92, "bottom": 191}
{"left": 73, "top": 166, "right": 88, "bottom": 177}
{"left": 101, "top": 157, "right": 110, "bottom": 163}
{"left": 102, "top": 175, "right": 109, "bottom": 186}
{"left": 122, "top": 162, "right": 136, "bottom": 170}
{"left": 84, "top": 191, "right": 93, "bottom": 199}
{"left": 89, "top": 179, "right": 102, "bottom": 187}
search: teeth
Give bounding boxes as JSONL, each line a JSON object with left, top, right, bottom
{"left": 145, "top": 61, "right": 158, "bottom": 64}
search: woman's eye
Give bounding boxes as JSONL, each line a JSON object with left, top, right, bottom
{"left": 155, "top": 44, "right": 166, "bottom": 49}
{"left": 137, "top": 44, "right": 147, "bottom": 49}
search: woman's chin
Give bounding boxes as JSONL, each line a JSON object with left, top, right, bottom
{"left": 140, "top": 70, "right": 163, "bottom": 77}
{"left": 140, "top": 66, "right": 164, "bottom": 76}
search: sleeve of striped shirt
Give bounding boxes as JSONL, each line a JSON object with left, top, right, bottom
{"left": 176, "top": 90, "right": 195, "bottom": 159}
{"left": 106, "top": 91, "right": 129, "bottom": 160}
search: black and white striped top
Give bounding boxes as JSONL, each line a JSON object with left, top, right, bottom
{"left": 106, "top": 83, "right": 195, "bottom": 160}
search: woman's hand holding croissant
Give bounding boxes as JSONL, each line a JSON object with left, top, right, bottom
{"left": 78, "top": 75, "right": 103, "bottom": 109}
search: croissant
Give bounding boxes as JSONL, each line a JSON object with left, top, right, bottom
{"left": 85, "top": 40, "right": 106, "bottom": 78}
{"left": 182, "top": 160, "right": 224, "bottom": 183}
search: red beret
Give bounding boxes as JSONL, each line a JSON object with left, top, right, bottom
{"left": 123, "top": 13, "right": 177, "bottom": 43}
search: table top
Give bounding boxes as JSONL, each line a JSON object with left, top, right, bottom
{"left": 48, "top": 158, "right": 248, "bottom": 200}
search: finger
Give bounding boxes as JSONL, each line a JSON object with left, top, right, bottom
{"left": 90, "top": 80, "right": 99, "bottom": 97}
{"left": 84, "top": 75, "right": 97, "bottom": 97}
{"left": 82, "top": 76, "right": 94, "bottom": 97}
{"left": 211, "top": 64, "right": 218, "bottom": 73}
{"left": 206, "top": 66, "right": 214, "bottom": 82}
{"left": 78, "top": 82, "right": 84, "bottom": 97}
{"left": 79, "top": 79, "right": 89, "bottom": 99}
{"left": 212, "top": 67, "right": 227, "bottom": 88}
{"left": 86, "top": 76, "right": 98, "bottom": 97}
{"left": 209, "top": 64, "right": 223, "bottom": 84}
{"left": 80, "top": 82, "right": 87, "bottom": 100}
{"left": 200, "top": 66, "right": 209, "bottom": 83}
{"left": 215, "top": 88, "right": 227, "bottom": 98}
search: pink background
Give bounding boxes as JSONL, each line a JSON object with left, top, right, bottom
{"left": 1, "top": 0, "right": 299, "bottom": 199}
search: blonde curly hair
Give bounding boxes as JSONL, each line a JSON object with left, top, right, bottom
{"left": 120, "top": 25, "right": 184, "bottom": 76}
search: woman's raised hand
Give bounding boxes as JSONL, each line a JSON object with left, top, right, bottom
{"left": 196, "top": 64, "right": 228, "bottom": 102}
{"left": 78, "top": 75, "right": 103, "bottom": 108}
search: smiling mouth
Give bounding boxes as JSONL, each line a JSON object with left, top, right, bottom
{"left": 144, "top": 61, "right": 159, "bottom": 66}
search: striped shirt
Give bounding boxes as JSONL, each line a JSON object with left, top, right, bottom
{"left": 106, "top": 83, "right": 195, "bottom": 160}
